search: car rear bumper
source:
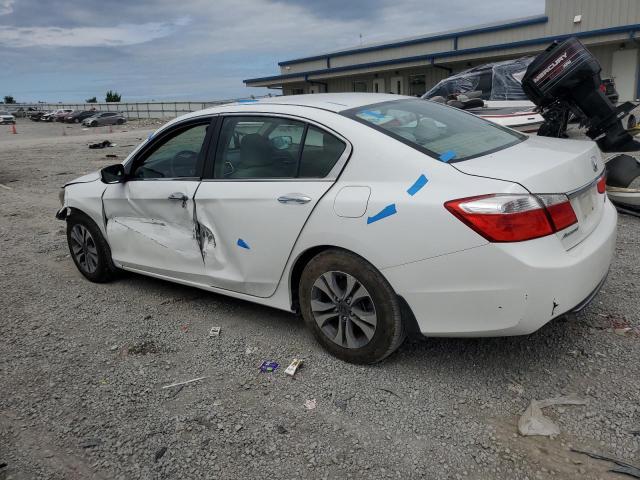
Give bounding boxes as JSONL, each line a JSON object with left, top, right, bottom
{"left": 383, "top": 199, "right": 617, "bottom": 337}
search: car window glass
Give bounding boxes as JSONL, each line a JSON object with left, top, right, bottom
{"left": 132, "top": 124, "right": 208, "bottom": 179}
{"left": 299, "top": 126, "right": 346, "bottom": 178}
{"left": 215, "top": 116, "right": 305, "bottom": 179}
{"left": 345, "top": 99, "right": 523, "bottom": 162}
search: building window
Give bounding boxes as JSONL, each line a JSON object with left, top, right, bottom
{"left": 353, "top": 81, "right": 367, "bottom": 92}
{"left": 408, "top": 74, "right": 426, "bottom": 97}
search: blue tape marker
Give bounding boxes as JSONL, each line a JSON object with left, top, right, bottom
{"left": 439, "top": 150, "right": 457, "bottom": 162}
{"left": 407, "top": 174, "right": 429, "bottom": 196}
{"left": 237, "top": 99, "right": 258, "bottom": 103}
{"left": 237, "top": 238, "right": 250, "bottom": 249}
{"left": 360, "top": 110, "right": 385, "bottom": 119}
{"left": 367, "top": 204, "right": 397, "bottom": 224}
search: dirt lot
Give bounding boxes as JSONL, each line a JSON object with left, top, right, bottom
{"left": 1, "top": 119, "right": 639, "bottom": 479}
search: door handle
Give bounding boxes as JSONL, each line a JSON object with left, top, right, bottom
{"left": 277, "top": 194, "right": 312, "bottom": 205}
{"left": 168, "top": 192, "right": 188, "bottom": 207}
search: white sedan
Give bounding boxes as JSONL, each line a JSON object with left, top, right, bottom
{"left": 57, "top": 93, "right": 616, "bottom": 363}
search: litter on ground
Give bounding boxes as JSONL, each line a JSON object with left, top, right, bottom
{"left": 518, "top": 395, "right": 587, "bottom": 436}
{"left": 284, "top": 358, "right": 303, "bottom": 377}
{"left": 304, "top": 399, "right": 317, "bottom": 410}
{"left": 208, "top": 326, "right": 221, "bottom": 337}
{"left": 259, "top": 361, "right": 279, "bottom": 373}
{"left": 161, "top": 376, "right": 206, "bottom": 389}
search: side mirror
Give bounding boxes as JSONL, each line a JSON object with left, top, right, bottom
{"left": 100, "top": 163, "right": 126, "bottom": 183}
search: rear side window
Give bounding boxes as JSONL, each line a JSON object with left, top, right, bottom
{"left": 214, "top": 116, "right": 345, "bottom": 179}
{"left": 343, "top": 99, "right": 524, "bottom": 162}
{"left": 299, "top": 126, "right": 346, "bottom": 178}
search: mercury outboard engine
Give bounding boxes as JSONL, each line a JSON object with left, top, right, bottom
{"left": 522, "top": 37, "right": 640, "bottom": 152}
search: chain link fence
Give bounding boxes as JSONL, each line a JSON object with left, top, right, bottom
{"left": 9, "top": 95, "right": 278, "bottom": 120}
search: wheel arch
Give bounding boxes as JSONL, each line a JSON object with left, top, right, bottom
{"left": 287, "top": 244, "right": 421, "bottom": 337}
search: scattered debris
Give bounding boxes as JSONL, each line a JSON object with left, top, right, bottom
{"left": 208, "top": 326, "right": 221, "bottom": 337}
{"left": 508, "top": 382, "right": 525, "bottom": 395}
{"left": 127, "top": 340, "right": 159, "bottom": 355}
{"left": 518, "top": 395, "right": 587, "bottom": 436}
{"left": 304, "top": 399, "right": 317, "bottom": 410}
{"left": 570, "top": 448, "right": 640, "bottom": 478}
{"left": 154, "top": 446, "right": 168, "bottom": 463}
{"left": 88, "top": 140, "right": 116, "bottom": 149}
{"left": 245, "top": 346, "right": 257, "bottom": 355}
{"left": 276, "top": 425, "right": 288, "bottom": 434}
{"left": 259, "top": 361, "right": 279, "bottom": 373}
{"left": 180, "top": 324, "right": 189, "bottom": 333}
{"left": 105, "top": 154, "right": 118, "bottom": 158}
{"left": 0, "top": 462, "right": 7, "bottom": 469}
{"left": 79, "top": 438, "right": 103, "bottom": 449}
{"left": 377, "top": 387, "right": 402, "bottom": 399}
{"left": 629, "top": 428, "right": 640, "bottom": 436}
{"left": 284, "top": 359, "right": 303, "bottom": 377}
{"left": 161, "top": 376, "right": 206, "bottom": 389}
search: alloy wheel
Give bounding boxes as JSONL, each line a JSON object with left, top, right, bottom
{"left": 310, "top": 271, "right": 377, "bottom": 349}
{"left": 70, "top": 224, "right": 99, "bottom": 273}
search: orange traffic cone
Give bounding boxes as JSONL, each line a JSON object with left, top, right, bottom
{"left": 11, "top": 123, "right": 17, "bottom": 134}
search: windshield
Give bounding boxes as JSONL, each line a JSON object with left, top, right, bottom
{"left": 342, "top": 99, "right": 524, "bottom": 162}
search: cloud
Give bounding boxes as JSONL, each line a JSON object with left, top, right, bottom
{"left": 0, "top": 16, "right": 190, "bottom": 48}
{"left": 0, "top": 0, "right": 13, "bottom": 15}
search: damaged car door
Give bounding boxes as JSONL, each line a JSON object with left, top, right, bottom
{"left": 102, "top": 118, "right": 215, "bottom": 283}
{"left": 194, "top": 115, "right": 349, "bottom": 297}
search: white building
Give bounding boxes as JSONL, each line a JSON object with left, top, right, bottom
{"left": 245, "top": 0, "right": 640, "bottom": 102}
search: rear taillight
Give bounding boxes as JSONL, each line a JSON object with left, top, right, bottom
{"left": 538, "top": 194, "right": 578, "bottom": 231}
{"left": 445, "top": 193, "right": 577, "bottom": 243}
{"left": 597, "top": 173, "right": 606, "bottom": 194}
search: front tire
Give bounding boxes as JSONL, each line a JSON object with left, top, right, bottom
{"left": 66, "top": 213, "right": 116, "bottom": 282}
{"left": 299, "top": 249, "right": 405, "bottom": 364}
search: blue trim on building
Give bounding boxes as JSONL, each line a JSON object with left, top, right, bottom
{"left": 278, "top": 15, "right": 548, "bottom": 66}
{"left": 245, "top": 23, "right": 640, "bottom": 85}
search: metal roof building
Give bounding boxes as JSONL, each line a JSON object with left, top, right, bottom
{"left": 245, "top": 0, "right": 640, "bottom": 102}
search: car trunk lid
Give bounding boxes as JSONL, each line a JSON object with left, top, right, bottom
{"left": 452, "top": 136, "right": 605, "bottom": 249}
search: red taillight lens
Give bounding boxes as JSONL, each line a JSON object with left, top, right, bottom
{"left": 538, "top": 194, "right": 578, "bottom": 231}
{"left": 597, "top": 173, "right": 606, "bottom": 194}
{"left": 445, "top": 194, "right": 577, "bottom": 243}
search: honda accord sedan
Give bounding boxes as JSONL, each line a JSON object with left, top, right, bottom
{"left": 56, "top": 93, "right": 616, "bottom": 363}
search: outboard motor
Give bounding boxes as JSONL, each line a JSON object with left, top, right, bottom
{"left": 521, "top": 37, "right": 640, "bottom": 152}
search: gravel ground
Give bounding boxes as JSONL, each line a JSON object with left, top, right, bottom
{"left": 0, "top": 119, "right": 639, "bottom": 480}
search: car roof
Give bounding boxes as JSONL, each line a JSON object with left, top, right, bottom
{"left": 158, "top": 93, "right": 414, "bottom": 133}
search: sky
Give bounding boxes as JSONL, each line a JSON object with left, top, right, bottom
{"left": 0, "top": 0, "right": 545, "bottom": 102}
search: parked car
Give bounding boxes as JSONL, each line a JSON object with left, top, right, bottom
{"left": 0, "top": 110, "right": 16, "bottom": 124}
{"left": 42, "top": 109, "right": 72, "bottom": 122}
{"left": 82, "top": 112, "right": 126, "bottom": 127}
{"left": 57, "top": 93, "right": 616, "bottom": 363}
{"left": 422, "top": 57, "right": 544, "bottom": 133}
{"left": 65, "top": 110, "right": 98, "bottom": 123}
{"left": 54, "top": 109, "right": 74, "bottom": 122}
{"left": 7, "top": 107, "right": 36, "bottom": 118}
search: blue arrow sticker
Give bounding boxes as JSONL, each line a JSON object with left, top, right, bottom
{"left": 439, "top": 150, "right": 457, "bottom": 162}
{"left": 367, "top": 204, "right": 397, "bottom": 224}
{"left": 237, "top": 238, "right": 250, "bottom": 249}
{"left": 407, "top": 174, "right": 429, "bottom": 196}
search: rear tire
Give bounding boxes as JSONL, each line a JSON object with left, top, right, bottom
{"left": 66, "top": 213, "right": 117, "bottom": 283}
{"left": 299, "top": 249, "right": 405, "bottom": 364}
{"left": 116, "top": 118, "right": 125, "bottom": 125}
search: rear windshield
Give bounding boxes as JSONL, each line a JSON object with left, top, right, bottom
{"left": 342, "top": 99, "right": 524, "bottom": 162}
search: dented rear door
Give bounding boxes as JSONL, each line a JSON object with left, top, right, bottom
{"left": 194, "top": 114, "right": 351, "bottom": 298}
